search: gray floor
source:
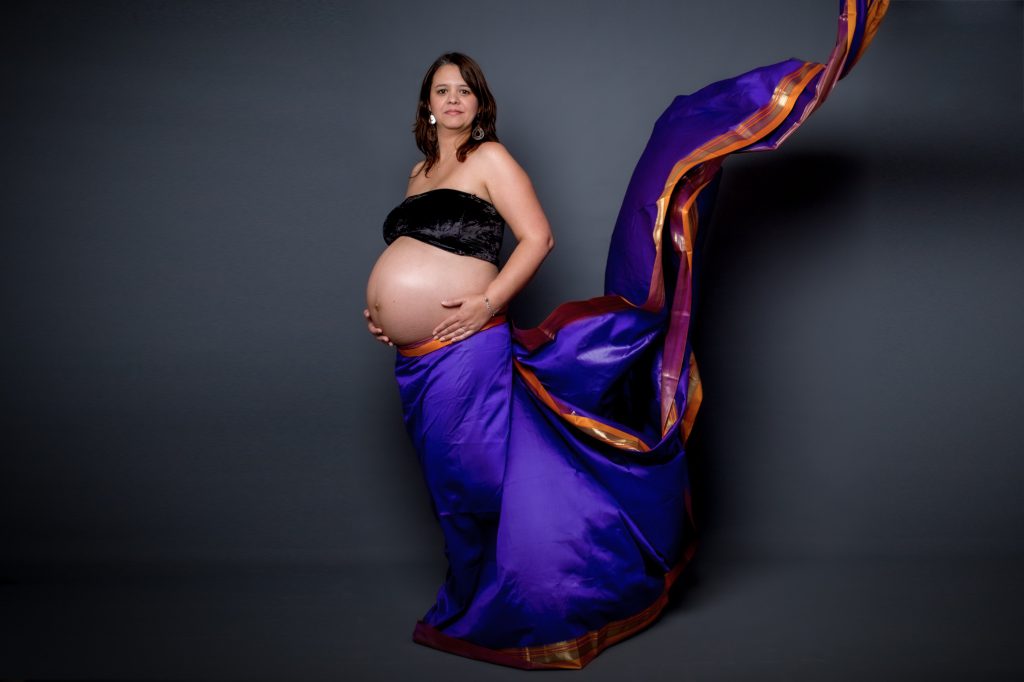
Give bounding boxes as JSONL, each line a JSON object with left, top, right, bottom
{"left": 4, "top": 552, "right": 1022, "bottom": 680}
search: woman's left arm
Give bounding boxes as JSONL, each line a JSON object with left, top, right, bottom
{"left": 433, "top": 143, "right": 555, "bottom": 341}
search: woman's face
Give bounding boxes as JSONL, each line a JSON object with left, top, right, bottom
{"left": 429, "top": 63, "right": 479, "bottom": 132}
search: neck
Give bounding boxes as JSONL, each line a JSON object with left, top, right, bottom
{"left": 436, "top": 126, "right": 471, "bottom": 161}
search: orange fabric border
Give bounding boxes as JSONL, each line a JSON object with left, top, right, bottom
{"left": 397, "top": 314, "right": 508, "bottom": 357}
{"left": 513, "top": 358, "right": 652, "bottom": 453}
{"left": 412, "top": 540, "right": 699, "bottom": 670}
{"left": 852, "top": 0, "right": 890, "bottom": 68}
{"left": 511, "top": 62, "right": 823, "bottom": 452}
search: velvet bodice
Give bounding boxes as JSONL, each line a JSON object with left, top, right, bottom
{"left": 382, "top": 188, "right": 505, "bottom": 266}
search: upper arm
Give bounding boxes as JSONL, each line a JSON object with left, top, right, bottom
{"left": 478, "top": 143, "right": 553, "bottom": 247}
{"left": 406, "top": 160, "right": 425, "bottom": 191}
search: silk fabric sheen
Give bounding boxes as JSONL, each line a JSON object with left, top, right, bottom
{"left": 390, "top": 0, "right": 889, "bottom": 669}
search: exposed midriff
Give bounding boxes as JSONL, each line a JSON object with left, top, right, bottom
{"left": 366, "top": 236, "right": 498, "bottom": 346}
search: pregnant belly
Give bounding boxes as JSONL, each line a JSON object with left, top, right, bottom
{"left": 366, "top": 237, "right": 499, "bottom": 346}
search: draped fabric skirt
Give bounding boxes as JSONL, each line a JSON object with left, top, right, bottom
{"left": 395, "top": 315, "right": 695, "bottom": 668}
{"left": 391, "top": 0, "right": 889, "bottom": 670}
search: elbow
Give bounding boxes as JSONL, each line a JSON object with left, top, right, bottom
{"left": 544, "top": 234, "right": 555, "bottom": 253}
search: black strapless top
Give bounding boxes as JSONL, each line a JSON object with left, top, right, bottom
{"left": 382, "top": 188, "right": 505, "bottom": 266}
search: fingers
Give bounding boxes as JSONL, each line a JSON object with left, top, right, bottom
{"left": 437, "top": 323, "right": 468, "bottom": 342}
{"left": 440, "top": 297, "right": 465, "bottom": 308}
{"left": 364, "top": 309, "right": 393, "bottom": 346}
{"left": 435, "top": 325, "right": 463, "bottom": 342}
{"left": 437, "top": 321, "right": 481, "bottom": 342}
{"left": 432, "top": 315, "right": 461, "bottom": 338}
{"left": 366, "top": 322, "right": 392, "bottom": 345}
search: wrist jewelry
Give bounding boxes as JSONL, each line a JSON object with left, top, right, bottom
{"left": 484, "top": 296, "right": 495, "bottom": 318}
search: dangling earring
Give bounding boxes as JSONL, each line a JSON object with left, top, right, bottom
{"left": 472, "top": 124, "right": 484, "bottom": 140}
{"left": 428, "top": 113, "right": 436, "bottom": 125}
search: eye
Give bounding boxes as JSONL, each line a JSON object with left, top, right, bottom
{"left": 460, "top": 88, "right": 471, "bottom": 96}
{"left": 436, "top": 87, "right": 446, "bottom": 95}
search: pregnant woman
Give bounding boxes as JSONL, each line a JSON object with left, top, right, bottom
{"left": 364, "top": 0, "right": 889, "bottom": 669}
{"left": 365, "top": 53, "right": 554, "bottom": 350}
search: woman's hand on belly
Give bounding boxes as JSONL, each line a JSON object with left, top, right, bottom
{"left": 363, "top": 308, "right": 393, "bottom": 346}
{"left": 366, "top": 238, "right": 498, "bottom": 346}
{"left": 433, "top": 294, "right": 494, "bottom": 342}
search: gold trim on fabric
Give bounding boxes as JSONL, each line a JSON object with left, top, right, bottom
{"left": 660, "top": 172, "right": 715, "bottom": 437}
{"left": 853, "top": 0, "right": 890, "bottom": 66}
{"left": 512, "top": 63, "right": 824, "bottom": 452}
{"left": 648, "top": 64, "right": 820, "bottom": 437}
{"left": 845, "top": 0, "right": 858, "bottom": 55}
{"left": 682, "top": 354, "right": 702, "bottom": 444}
{"left": 494, "top": 542, "right": 698, "bottom": 668}
{"left": 513, "top": 359, "right": 651, "bottom": 453}
{"left": 647, "top": 61, "right": 821, "bottom": 311}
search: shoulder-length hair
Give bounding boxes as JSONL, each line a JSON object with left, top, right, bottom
{"left": 413, "top": 52, "right": 499, "bottom": 177}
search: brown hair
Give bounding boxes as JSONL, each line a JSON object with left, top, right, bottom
{"left": 413, "top": 52, "right": 499, "bottom": 177}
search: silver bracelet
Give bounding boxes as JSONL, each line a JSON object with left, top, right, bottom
{"left": 484, "top": 296, "right": 495, "bottom": 318}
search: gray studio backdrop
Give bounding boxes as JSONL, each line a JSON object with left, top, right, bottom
{"left": 3, "top": 0, "right": 1022, "bottom": 575}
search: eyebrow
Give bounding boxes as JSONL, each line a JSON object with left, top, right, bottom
{"left": 433, "top": 82, "right": 470, "bottom": 88}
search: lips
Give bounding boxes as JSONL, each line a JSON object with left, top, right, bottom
{"left": 445, "top": 110, "right": 463, "bottom": 115}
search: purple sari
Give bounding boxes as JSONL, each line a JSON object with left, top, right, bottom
{"left": 394, "top": 0, "right": 889, "bottom": 669}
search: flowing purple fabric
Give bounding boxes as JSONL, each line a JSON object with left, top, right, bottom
{"left": 393, "top": 0, "right": 889, "bottom": 669}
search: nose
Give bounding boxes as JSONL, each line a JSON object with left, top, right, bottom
{"left": 447, "top": 91, "right": 459, "bottom": 104}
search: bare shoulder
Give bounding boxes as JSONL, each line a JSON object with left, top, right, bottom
{"left": 472, "top": 141, "right": 517, "bottom": 167}
{"left": 472, "top": 142, "right": 528, "bottom": 189}
{"left": 405, "top": 159, "right": 426, "bottom": 194}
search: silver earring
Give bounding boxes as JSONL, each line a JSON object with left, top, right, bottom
{"left": 472, "top": 125, "right": 484, "bottom": 140}
{"left": 428, "top": 113, "right": 436, "bottom": 125}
